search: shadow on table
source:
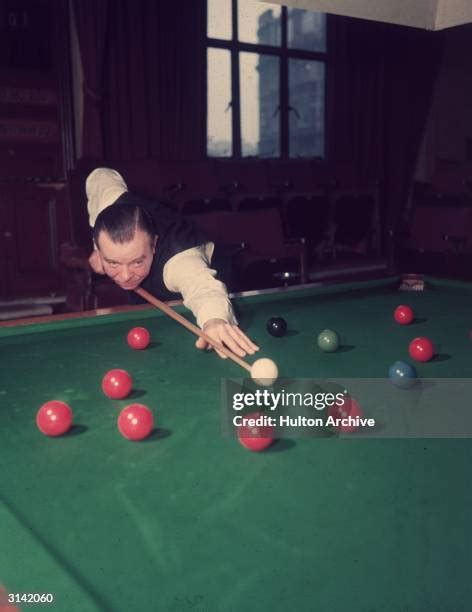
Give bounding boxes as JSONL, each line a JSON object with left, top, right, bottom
{"left": 67, "top": 424, "right": 88, "bottom": 437}
{"left": 128, "top": 389, "right": 147, "bottom": 400}
{"left": 140, "top": 427, "right": 172, "bottom": 443}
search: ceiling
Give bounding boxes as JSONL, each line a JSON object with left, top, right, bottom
{"left": 258, "top": 0, "right": 472, "bottom": 30}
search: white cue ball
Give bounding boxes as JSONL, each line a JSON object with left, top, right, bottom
{"left": 250, "top": 358, "right": 279, "bottom": 386}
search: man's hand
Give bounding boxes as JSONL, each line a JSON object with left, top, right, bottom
{"left": 195, "top": 318, "right": 259, "bottom": 359}
{"left": 88, "top": 250, "right": 105, "bottom": 274}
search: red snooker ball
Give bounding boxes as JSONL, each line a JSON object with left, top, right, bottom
{"left": 127, "top": 327, "right": 151, "bottom": 350}
{"left": 394, "top": 304, "right": 414, "bottom": 325}
{"left": 409, "top": 337, "right": 434, "bottom": 362}
{"left": 36, "top": 400, "right": 73, "bottom": 437}
{"left": 237, "top": 411, "right": 274, "bottom": 452}
{"left": 118, "top": 404, "right": 154, "bottom": 440}
{"left": 328, "top": 397, "right": 363, "bottom": 433}
{"left": 102, "top": 369, "right": 133, "bottom": 399}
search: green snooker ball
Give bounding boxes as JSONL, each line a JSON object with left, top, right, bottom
{"left": 317, "top": 329, "right": 340, "bottom": 352}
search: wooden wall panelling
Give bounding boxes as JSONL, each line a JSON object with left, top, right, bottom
{"left": 0, "top": 74, "right": 63, "bottom": 179}
{"left": 0, "top": 0, "right": 74, "bottom": 180}
{"left": 0, "top": 184, "right": 70, "bottom": 297}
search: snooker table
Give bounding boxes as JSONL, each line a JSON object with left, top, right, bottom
{"left": 1, "top": 276, "right": 472, "bottom": 612}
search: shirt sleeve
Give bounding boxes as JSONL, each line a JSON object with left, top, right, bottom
{"left": 163, "top": 243, "right": 238, "bottom": 328}
{"left": 86, "top": 168, "right": 128, "bottom": 228}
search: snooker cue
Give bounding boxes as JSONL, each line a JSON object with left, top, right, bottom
{"left": 134, "top": 287, "right": 252, "bottom": 373}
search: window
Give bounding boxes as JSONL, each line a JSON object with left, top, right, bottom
{"left": 206, "top": 0, "right": 327, "bottom": 159}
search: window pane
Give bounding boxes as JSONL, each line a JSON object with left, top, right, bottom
{"left": 288, "top": 9, "right": 326, "bottom": 52}
{"left": 238, "top": 0, "right": 281, "bottom": 46}
{"left": 240, "top": 52, "right": 279, "bottom": 158}
{"left": 289, "top": 59, "right": 325, "bottom": 158}
{"left": 207, "top": 0, "right": 232, "bottom": 40}
{"left": 207, "top": 48, "right": 232, "bottom": 157}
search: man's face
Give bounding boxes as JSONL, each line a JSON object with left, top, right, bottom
{"left": 97, "top": 228, "right": 157, "bottom": 290}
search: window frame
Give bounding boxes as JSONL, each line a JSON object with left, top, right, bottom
{"left": 205, "top": 0, "right": 329, "bottom": 160}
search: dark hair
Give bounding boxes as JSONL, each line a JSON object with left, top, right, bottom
{"left": 93, "top": 203, "right": 156, "bottom": 246}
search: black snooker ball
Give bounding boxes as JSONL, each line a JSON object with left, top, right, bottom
{"left": 266, "top": 317, "right": 287, "bottom": 337}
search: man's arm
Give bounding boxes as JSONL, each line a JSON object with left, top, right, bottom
{"left": 163, "top": 244, "right": 259, "bottom": 358}
{"left": 86, "top": 168, "right": 128, "bottom": 227}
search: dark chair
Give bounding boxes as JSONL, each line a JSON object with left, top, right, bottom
{"left": 223, "top": 208, "right": 307, "bottom": 291}
{"left": 188, "top": 208, "right": 307, "bottom": 291}
{"left": 332, "top": 191, "right": 377, "bottom": 255}
{"left": 236, "top": 196, "right": 283, "bottom": 212}
{"left": 182, "top": 198, "right": 232, "bottom": 215}
{"left": 284, "top": 194, "right": 331, "bottom": 248}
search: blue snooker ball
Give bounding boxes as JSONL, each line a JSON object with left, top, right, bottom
{"left": 388, "top": 360, "right": 417, "bottom": 389}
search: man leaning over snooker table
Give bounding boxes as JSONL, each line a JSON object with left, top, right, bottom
{"left": 86, "top": 167, "right": 259, "bottom": 359}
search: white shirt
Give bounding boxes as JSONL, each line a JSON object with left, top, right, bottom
{"left": 86, "top": 168, "right": 237, "bottom": 327}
